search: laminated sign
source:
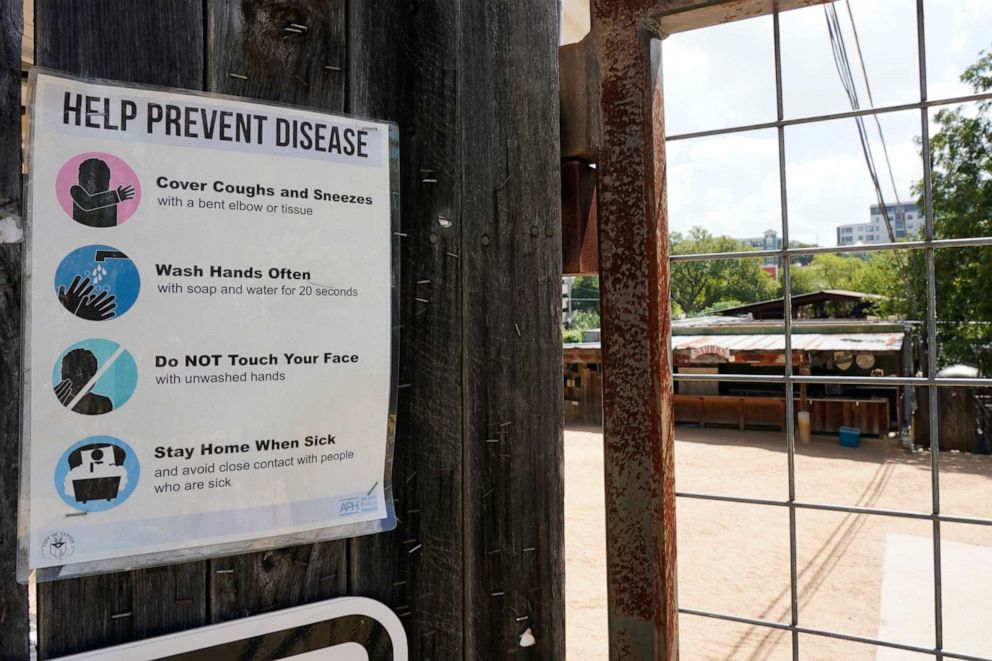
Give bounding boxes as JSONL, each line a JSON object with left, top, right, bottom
{"left": 19, "top": 70, "right": 399, "bottom": 580}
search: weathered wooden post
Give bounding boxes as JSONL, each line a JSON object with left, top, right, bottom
{"left": 5, "top": 1, "right": 564, "bottom": 658}
{"left": 33, "top": 3, "right": 210, "bottom": 655}
{"left": 1, "top": 0, "right": 30, "bottom": 658}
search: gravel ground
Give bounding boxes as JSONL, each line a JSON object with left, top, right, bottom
{"left": 565, "top": 426, "right": 992, "bottom": 660}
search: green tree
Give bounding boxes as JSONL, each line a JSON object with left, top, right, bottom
{"left": 569, "top": 276, "right": 600, "bottom": 312}
{"left": 786, "top": 263, "right": 822, "bottom": 295}
{"left": 568, "top": 309, "right": 600, "bottom": 331}
{"left": 809, "top": 253, "right": 858, "bottom": 290}
{"left": 918, "top": 48, "right": 992, "bottom": 371}
{"left": 669, "top": 227, "right": 777, "bottom": 316}
{"left": 784, "top": 254, "right": 871, "bottom": 296}
{"left": 847, "top": 251, "right": 919, "bottom": 319}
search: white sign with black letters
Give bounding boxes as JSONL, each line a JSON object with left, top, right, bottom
{"left": 20, "top": 70, "right": 397, "bottom": 576}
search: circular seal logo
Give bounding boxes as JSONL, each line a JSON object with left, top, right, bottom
{"left": 41, "top": 531, "right": 76, "bottom": 561}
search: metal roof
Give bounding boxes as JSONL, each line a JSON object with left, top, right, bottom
{"left": 672, "top": 332, "right": 903, "bottom": 353}
{"left": 712, "top": 289, "right": 883, "bottom": 319}
{"left": 565, "top": 331, "right": 904, "bottom": 356}
{"left": 671, "top": 317, "right": 911, "bottom": 335}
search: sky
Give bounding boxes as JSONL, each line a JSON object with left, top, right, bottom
{"left": 661, "top": 0, "right": 992, "bottom": 246}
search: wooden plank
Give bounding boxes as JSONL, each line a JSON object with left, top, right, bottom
{"left": 33, "top": 2, "right": 208, "bottom": 657}
{"left": 808, "top": 398, "right": 890, "bottom": 436}
{"left": 459, "top": 1, "right": 565, "bottom": 657}
{"left": 202, "top": 0, "right": 350, "bottom": 623}
{"left": 349, "top": 1, "right": 565, "bottom": 657}
{"left": 34, "top": 1, "right": 203, "bottom": 87}
{"left": 206, "top": 0, "right": 346, "bottom": 110}
{"left": 914, "top": 388, "right": 976, "bottom": 452}
{"left": 345, "top": 3, "right": 464, "bottom": 660}
{"left": 0, "top": 0, "right": 29, "bottom": 656}
{"left": 563, "top": 345, "right": 602, "bottom": 363}
{"left": 208, "top": 544, "right": 347, "bottom": 622}
{"left": 37, "top": 573, "right": 133, "bottom": 657}
{"left": 38, "top": 565, "right": 208, "bottom": 655}
{"left": 658, "top": 0, "right": 830, "bottom": 35}
{"left": 27, "top": 3, "right": 567, "bottom": 659}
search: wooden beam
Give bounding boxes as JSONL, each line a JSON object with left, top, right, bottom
{"left": 27, "top": 4, "right": 565, "bottom": 659}
{"left": 33, "top": 2, "right": 208, "bottom": 657}
{"left": 202, "top": 0, "right": 350, "bottom": 625}
{"left": 349, "top": 1, "right": 565, "bottom": 657}
{"left": 564, "top": 346, "right": 603, "bottom": 363}
{"left": 206, "top": 0, "right": 347, "bottom": 110}
{"left": 345, "top": 2, "right": 465, "bottom": 659}
{"left": 0, "top": 0, "right": 29, "bottom": 656}
{"left": 458, "top": 2, "right": 565, "bottom": 656}
{"left": 656, "top": 0, "right": 831, "bottom": 35}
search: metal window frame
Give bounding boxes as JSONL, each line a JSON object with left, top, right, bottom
{"left": 664, "top": 1, "right": 992, "bottom": 659}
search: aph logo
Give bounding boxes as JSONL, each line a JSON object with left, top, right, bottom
{"left": 339, "top": 497, "right": 361, "bottom": 516}
{"left": 41, "top": 531, "right": 76, "bottom": 561}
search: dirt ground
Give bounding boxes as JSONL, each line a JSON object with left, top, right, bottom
{"left": 565, "top": 426, "right": 992, "bottom": 660}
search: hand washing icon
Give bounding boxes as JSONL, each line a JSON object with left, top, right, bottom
{"left": 54, "top": 245, "right": 140, "bottom": 321}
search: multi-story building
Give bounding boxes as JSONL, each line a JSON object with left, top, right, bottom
{"left": 737, "top": 229, "right": 783, "bottom": 278}
{"left": 836, "top": 202, "right": 922, "bottom": 245}
{"left": 739, "top": 229, "right": 783, "bottom": 252}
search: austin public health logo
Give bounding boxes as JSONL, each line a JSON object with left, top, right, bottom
{"left": 41, "top": 531, "right": 76, "bottom": 561}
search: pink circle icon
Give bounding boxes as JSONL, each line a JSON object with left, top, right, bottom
{"left": 55, "top": 152, "right": 141, "bottom": 228}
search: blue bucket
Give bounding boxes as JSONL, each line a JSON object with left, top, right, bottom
{"left": 839, "top": 426, "right": 861, "bottom": 448}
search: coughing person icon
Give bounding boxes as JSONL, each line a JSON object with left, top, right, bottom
{"left": 70, "top": 158, "right": 135, "bottom": 228}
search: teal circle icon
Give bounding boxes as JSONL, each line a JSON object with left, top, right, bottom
{"left": 52, "top": 339, "right": 137, "bottom": 415}
{"left": 55, "top": 436, "right": 140, "bottom": 513}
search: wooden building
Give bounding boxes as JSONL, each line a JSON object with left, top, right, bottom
{"left": 565, "top": 312, "right": 915, "bottom": 437}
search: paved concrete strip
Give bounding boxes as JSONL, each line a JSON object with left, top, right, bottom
{"left": 878, "top": 533, "right": 992, "bottom": 659}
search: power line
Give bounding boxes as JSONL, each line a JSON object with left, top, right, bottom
{"left": 822, "top": 2, "right": 916, "bottom": 316}
{"left": 823, "top": 2, "right": 899, "bottom": 244}
{"left": 843, "top": 0, "right": 909, "bottom": 239}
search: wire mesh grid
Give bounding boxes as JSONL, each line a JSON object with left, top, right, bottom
{"left": 665, "top": 1, "right": 992, "bottom": 658}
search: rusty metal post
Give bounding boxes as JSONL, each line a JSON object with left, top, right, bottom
{"left": 590, "top": 1, "right": 678, "bottom": 658}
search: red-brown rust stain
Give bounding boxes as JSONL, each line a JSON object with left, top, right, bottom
{"left": 592, "top": 0, "right": 680, "bottom": 658}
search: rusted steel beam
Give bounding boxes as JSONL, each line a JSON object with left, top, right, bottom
{"left": 559, "top": 36, "right": 600, "bottom": 161}
{"left": 587, "top": 2, "right": 836, "bottom": 656}
{"left": 559, "top": 35, "right": 601, "bottom": 275}
{"left": 560, "top": 1, "right": 833, "bottom": 278}
{"left": 590, "top": 0, "right": 677, "bottom": 658}
{"left": 561, "top": 160, "right": 599, "bottom": 275}
{"left": 658, "top": 0, "right": 831, "bottom": 35}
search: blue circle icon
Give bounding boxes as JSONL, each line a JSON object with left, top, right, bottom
{"left": 55, "top": 436, "right": 140, "bottom": 513}
{"left": 52, "top": 339, "right": 138, "bottom": 415}
{"left": 54, "top": 245, "right": 140, "bottom": 320}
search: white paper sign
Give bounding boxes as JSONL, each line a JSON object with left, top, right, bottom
{"left": 53, "top": 597, "right": 408, "bottom": 660}
{"left": 20, "top": 71, "right": 397, "bottom": 575}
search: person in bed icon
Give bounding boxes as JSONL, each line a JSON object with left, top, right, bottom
{"left": 56, "top": 152, "right": 141, "bottom": 227}
{"left": 55, "top": 437, "right": 140, "bottom": 512}
{"left": 64, "top": 443, "right": 129, "bottom": 503}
